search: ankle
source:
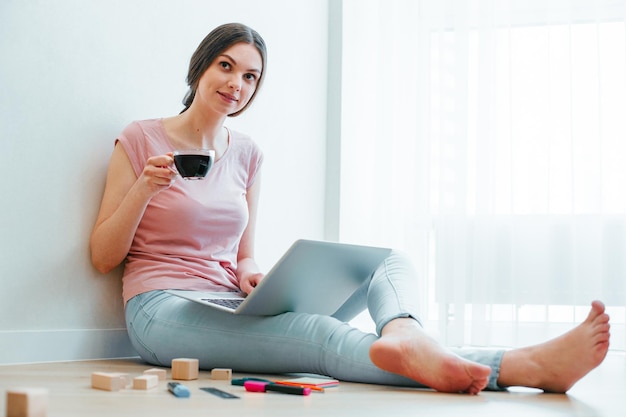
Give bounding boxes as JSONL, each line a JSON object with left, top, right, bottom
{"left": 498, "top": 348, "right": 543, "bottom": 389}
{"left": 381, "top": 317, "right": 421, "bottom": 336}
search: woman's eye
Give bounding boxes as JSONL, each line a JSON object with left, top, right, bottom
{"left": 244, "top": 73, "right": 257, "bottom": 81}
{"left": 220, "top": 61, "right": 231, "bottom": 69}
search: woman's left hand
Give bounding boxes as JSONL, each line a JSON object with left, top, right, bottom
{"left": 239, "top": 271, "right": 265, "bottom": 295}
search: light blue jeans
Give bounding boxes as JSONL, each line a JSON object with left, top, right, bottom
{"left": 125, "top": 251, "right": 505, "bottom": 390}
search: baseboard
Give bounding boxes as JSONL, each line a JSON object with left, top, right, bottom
{"left": 0, "top": 328, "right": 137, "bottom": 365}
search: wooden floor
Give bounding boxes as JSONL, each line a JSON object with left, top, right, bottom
{"left": 1, "top": 352, "right": 625, "bottom": 417}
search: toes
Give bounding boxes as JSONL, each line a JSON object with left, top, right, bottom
{"left": 585, "top": 300, "right": 608, "bottom": 324}
{"left": 590, "top": 300, "right": 606, "bottom": 316}
{"left": 465, "top": 375, "right": 489, "bottom": 395}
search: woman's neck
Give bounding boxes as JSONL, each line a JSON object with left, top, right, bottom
{"left": 164, "top": 109, "right": 227, "bottom": 150}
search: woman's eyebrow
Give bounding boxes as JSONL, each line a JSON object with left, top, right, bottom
{"left": 220, "top": 53, "right": 262, "bottom": 75}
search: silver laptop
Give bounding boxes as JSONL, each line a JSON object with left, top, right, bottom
{"left": 165, "top": 239, "right": 391, "bottom": 316}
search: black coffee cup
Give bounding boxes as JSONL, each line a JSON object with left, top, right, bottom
{"left": 173, "top": 149, "right": 215, "bottom": 180}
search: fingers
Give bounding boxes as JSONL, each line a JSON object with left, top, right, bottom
{"left": 148, "top": 154, "right": 175, "bottom": 169}
{"left": 240, "top": 282, "right": 253, "bottom": 295}
{"left": 240, "top": 272, "right": 265, "bottom": 295}
{"left": 146, "top": 165, "right": 176, "bottom": 185}
{"left": 140, "top": 154, "right": 177, "bottom": 193}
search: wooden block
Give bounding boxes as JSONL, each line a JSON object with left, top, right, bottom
{"left": 171, "top": 358, "right": 199, "bottom": 380}
{"left": 143, "top": 368, "right": 167, "bottom": 381}
{"left": 133, "top": 374, "right": 159, "bottom": 390}
{"left": 6, "top": 388, "right": 48, "bottom": 417}
{"left": 91, "top": 372, "right": 125, "bottom": 391}
{"left": 110, "top": 373, "right": 131, "bottom": 388}
{"left": 210, "top": 368, "right": 232, "bottom": 380}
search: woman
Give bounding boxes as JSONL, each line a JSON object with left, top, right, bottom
{"left": 90, "top": 22, "right": 611, "bottom": 394}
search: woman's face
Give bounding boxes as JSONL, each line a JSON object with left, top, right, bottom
{"left": 194, "top": 42, "right": 263, "bottom": 116}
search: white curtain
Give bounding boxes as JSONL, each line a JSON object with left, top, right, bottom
{"left": 340, "top": 0, "right": 626, "bottom": 350}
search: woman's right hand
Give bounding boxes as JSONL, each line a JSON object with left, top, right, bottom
{"left": 137, "top": 152, "right": 177, "bottom": 198}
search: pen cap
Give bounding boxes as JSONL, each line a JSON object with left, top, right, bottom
{"left": 244, "top": 380, "right": 268, "bottom": 393}
{"left": 168, "top": 382, "right": 191, "bottom": 398}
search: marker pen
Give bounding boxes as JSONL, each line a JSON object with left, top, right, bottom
{"left": 168, "top": 382, "right": 191, "bottom": 398}
{"left": 231, "top": 377, "right": 273, "bottom": 386}
{"left": 244, "top": 380, "right": 311, "bottom": 396}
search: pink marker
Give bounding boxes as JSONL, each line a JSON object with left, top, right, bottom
{"left": 244, "top": 380, "right": 311, "bottom": 396}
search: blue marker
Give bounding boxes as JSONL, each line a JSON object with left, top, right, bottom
{"left": 168, "top": 382, "right": 191, "bottom": 398}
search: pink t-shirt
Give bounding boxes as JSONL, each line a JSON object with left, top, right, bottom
{"left": 116, "top": 119, "right": 263, "bottom": 305}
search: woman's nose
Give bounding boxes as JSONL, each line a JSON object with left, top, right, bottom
{"left": 228, "top": 76, "right": 241, "bottom": 91}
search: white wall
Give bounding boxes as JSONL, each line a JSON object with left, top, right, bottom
{"left": 0, "top": 0, "right": 330, "bottom": 364}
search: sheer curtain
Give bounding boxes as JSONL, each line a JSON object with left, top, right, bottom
{"left": 340, "top": 0, "right": 626, "bottom": 350}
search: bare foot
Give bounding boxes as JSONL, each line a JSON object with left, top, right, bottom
{"left": 369, "top": 318, "right": 492, "bottom": 394}
{"left": 498, "top": 300, "right": 611, "bottom": 392}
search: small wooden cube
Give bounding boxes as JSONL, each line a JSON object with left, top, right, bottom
{"left": 110, "top": 373, "right": 131, "bottom": 388}
{"left": 143, "top": 368, "right": 167, "bottom": 381}
{"left": 6, "top": 388, "right": 48, "bottom": 417}
{"left": 133, "top": 374, "right": 159, "bottom": 390}
{"left": 91, "top": 372, "right": 126, "bottom": 391}
{"left": 171, "top": 358, "right": 199, "bottom": 381}
{"left": 210, "top": 368, "right": 232, "bottom": 380}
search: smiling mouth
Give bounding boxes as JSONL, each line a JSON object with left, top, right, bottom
{"left": 218, "top": 92, "right": 238, "bottom": 102}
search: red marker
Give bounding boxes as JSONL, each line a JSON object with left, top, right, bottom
{"left": 244, "top": 381, "right": 311, "bottom": 396}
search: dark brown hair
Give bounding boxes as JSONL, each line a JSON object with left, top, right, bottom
{"left": 181, "top": 23, "right": 267, "bottom": 116}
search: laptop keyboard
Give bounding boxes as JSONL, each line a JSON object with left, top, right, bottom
{"left": 201, "top": 298, "right": 244, "bottom": 310}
